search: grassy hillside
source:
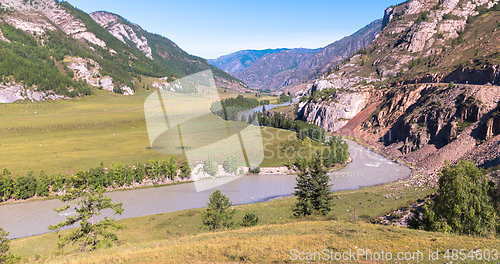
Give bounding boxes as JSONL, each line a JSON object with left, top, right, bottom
{"left": 11, "top": 183, "right": 499, "bottom": 264}
{"left": 0, "top": 89, "right": 308, "bottom": 176}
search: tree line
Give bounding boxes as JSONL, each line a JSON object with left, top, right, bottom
{"left": 211, "top": 95, "right": 261, "bottom": 121}
{"left": 254, "top": 111, "right": 327, "bottom": 143}
{"left": 0, "top": 158, "right": 191, "bottom": 203}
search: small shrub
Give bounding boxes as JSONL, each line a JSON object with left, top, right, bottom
{"left": 248, "top": 167, "right": 261, "bottom": 174}
{"left": 203, "top": 159, "right": 218, "bottom": 177}
{"left": 241, "top": 212, "right": 259, "bottom": 227}
{"left": 223, "top": 156, "right": 239, "bottom": 174}
{"left": 416, "top": 11, "right": 429, "bottom": 23}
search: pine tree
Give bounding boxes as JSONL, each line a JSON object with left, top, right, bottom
{"left": 202, "top": 190, "right": 235, "bottom": 230}
{"left": 0, "top": 228, "right": 15, "bottom": 264}
{"left": 290, "top": 154, "right": 332, "bottom": 217}
{"left": 49, "top": 186, "right": 124, "bottom": 252}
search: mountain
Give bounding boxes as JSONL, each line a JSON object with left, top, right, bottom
{"left": 208, "top": 48, "right": 290, "bottom": 75}
{"left": 0, "top": 0, "right": 246, "bottom": 103}
{"left": 209, "top": 20, "right": 382, "bottom": 91}
{"left": 296, "top": 0, "right": 499, "bottom": 180}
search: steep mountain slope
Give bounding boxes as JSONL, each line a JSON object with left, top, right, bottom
{"left": 296, "top": 0, "right": 499, "bottom": 179}
{"left": 210, "top": 20, "right": 382, "bottom": 91}
{"left": 0, "top": 0, "right": 245, "bottom": 103}
{"left": 90, "top": 11, "right": 245, "bottom": 91}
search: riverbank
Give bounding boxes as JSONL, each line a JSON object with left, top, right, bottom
{"left": 1, "top": 140, "right": 410, "bottom": 239}
{"left": 10, "top": 182, "right": 434, "bottom": 262}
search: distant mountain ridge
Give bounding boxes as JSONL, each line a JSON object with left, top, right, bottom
{"left": 209, "top": 19, "right": 383, "bottom": 91}
{"left": 208, "top": 48, "right": 290, "bottom": 74}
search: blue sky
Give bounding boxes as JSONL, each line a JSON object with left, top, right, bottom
{"left": 68, "top": 0, "right": 404, "bottom": 59}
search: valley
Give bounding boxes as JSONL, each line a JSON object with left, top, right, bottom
{"left": 0, "top": 0, "right": 498, "bottom": 263}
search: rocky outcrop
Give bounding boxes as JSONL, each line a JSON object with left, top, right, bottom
{"left": 65, "top": 57, "right": 135, "bottom": 95}
{"left": 295, "top": 0, "right": 499, "bottom": 183}
{"left": 298, "top": 91, "right": 369, "bottom": 132}
{"left": 0, "top": 0, "right": 107, "bottom": 47}
{"left": 0, "top": 83, "right": 65, "bottom": 103}
{"left": 91, "top": 11, "right": 153, "bottom": 59}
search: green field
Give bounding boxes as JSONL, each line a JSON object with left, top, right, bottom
{"left": 0, "top": 89, "right": 316, "bottom": 176}
{"left": 10, "top": 183, "right": 499, "bottom": 264}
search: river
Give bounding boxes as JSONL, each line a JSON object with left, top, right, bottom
{"left": 0, "top": 140, "right": 410, "bottom": 239}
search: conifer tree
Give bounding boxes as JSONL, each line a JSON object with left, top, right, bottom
{"left": 290, "top": 154, "right": 332, "bottom": 217}
{"left": 202, "top": 190, "right": 235, "bottom": 230}
{"left": 49, "top": 186, "right": 124, "bottom": 252}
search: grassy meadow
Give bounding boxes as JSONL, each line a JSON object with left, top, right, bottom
{"left": 0, "top": 88, "right": 307, "bottom": 176}
{"left": 10, "top": 183, "right": 499, "bottom": 264}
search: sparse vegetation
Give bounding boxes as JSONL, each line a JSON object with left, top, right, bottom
{"left": 442, "top": 13, "right": 461, "bottom": 20}
{"left": 416, "top": 11, "right": 430, "bottom": 23}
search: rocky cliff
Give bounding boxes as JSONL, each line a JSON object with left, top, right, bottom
{"left": 210, "top": 20, "right": 382, "bottom": 91}
{"left": 296, "top": 0, "right": 499, "bottom": 180}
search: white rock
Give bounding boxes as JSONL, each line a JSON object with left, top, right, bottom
{"left": 0, "top": 83, "right": 65, "bottom": 103}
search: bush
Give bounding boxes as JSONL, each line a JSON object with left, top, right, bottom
{"left": 416, "top": 11, "right": 429, "bottom": 23}
{"left": 223, "top": 157, "right": 239, "bottom": 174}
{"left": 178, "top": 161, "right": 192, "bottom": 179}
{"left": 248, "top": 167, "right": 261, "bottom": 174}
{"left": 202, "top": 190, "right": 235, "bottom": 230}
{"left": 203, "top": 159, "right": 218, "bottom": 177}
{"left": 279, "top": 94, "right": 292, "bottom": 103}
{"left": 241, "top": 212, "right": 259, "bottom": 227}
{"left": 411, "top": 161, "right": 497, "bottom": 236}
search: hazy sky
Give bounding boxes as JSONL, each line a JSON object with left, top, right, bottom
{"left": 68, "top": 0, "right": 403, "bottom": 59}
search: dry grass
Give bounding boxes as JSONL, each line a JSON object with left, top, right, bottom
{"left": 27, "top": 221, "right": 500, "bottom": 264}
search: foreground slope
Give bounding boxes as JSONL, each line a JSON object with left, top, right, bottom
{"left": 11, "top": 184, "right": 498, "bottom": 264}
{"left": 297, "top": 0, "right": 499, "bottom": 179}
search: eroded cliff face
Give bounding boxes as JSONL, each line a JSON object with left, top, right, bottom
{"left": 295, "top": 0, "right": 499, "bottom": 180}
{"left": 299, "top": 0, "right": 498, "bottom": 130}
{"left": 91, "top": 11, "right": 153, "bottom": 59}
{"left": 0, "top": 0, "right": 107, "bottom": 47}
{"left": 367, "top": 84, "right": 499, "bottom": 178}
